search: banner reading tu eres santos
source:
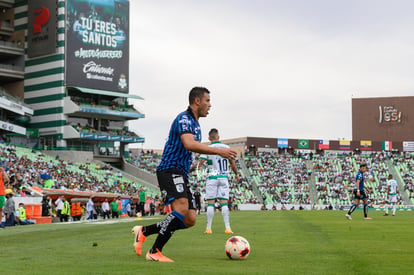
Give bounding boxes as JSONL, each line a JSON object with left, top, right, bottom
{"left": 66, "top": 0, "right": 129, "bottom": 93}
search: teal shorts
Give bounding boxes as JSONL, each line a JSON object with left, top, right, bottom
{"left": 0, "top": 195, "right": 5, "bottom": 208}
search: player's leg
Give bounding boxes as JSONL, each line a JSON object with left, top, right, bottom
{"left": 218, "top": 179, "right": 232, "bottom": 233}
{"left": 220, "top": 199, "right": 232, "bottom": 233}
{"left": 144, "top": 198, "right": 194, "bottom": 262}
{"left": 205, "top": 199, "right": 215, "bottom": 233}
{"left": 346, "top": 195, "right": 359, "bottom": 219}
{"left": 205, "top": 179, "right": 217, "bottom": 233}
{"left": 363, "top": 197, "right": 371, "bottom": 219}
{"left": 391, "top": 198, "right": 397, "bottom": 216}
{"left": 384, "top": 201, "right": 389, "bottom": 215}
{"left": 0, "top": 206, "right": 3, "bottom": 229}
{"left": 146, "top": 174, "right": 196, "bottom": 261}
{"left": 133, "top": 170, "right": 186, "bottom": 257}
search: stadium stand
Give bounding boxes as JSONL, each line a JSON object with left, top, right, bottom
{"left": 243, "top": 152, "right": 311, "bottom": 206}
{"left": 0, "top": 143, "right": 159, "bottom": 205}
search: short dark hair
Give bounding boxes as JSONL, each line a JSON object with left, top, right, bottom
{"left": 189, "top": 87, "right": 210, "bottom": 105}
{"left": 208, "top": 128, "right": 219, "bottom": 140}
{"left": 360, "top": 163, "right": 367, "bottom": 168}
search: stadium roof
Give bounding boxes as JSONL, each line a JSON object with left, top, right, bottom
{"left": 67, "top": 86, "right": 144, "bottom": 100}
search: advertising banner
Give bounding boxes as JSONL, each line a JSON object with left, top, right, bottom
{"left": 66, "top": 0, "right": 129, "bottom": 93}
{"left": 27, "top": 0, "right": 57, "bottom": 58}
{"left": 80, "top": 132, "right": 144, "bottom": 143}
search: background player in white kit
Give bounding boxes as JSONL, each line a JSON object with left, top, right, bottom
{"left": 384, "top": 174, "right": 398, "bottom": 216}
{"left": 196, "top": 128, "right": 239, "bottom": 234}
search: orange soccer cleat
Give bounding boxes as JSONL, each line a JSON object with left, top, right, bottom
{"left": 132, "top": 225, "right": 146, "bottom": 256}
{"left": 146, "top": 249, "right": 174, "bottom": 262}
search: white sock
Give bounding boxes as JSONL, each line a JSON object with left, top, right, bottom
{"left": 392, "top": 205, "right": 396, "bottom": 215}
{"left": 385, "top": 205, "right": 389, "bottom": 214}
{"left": 221, "top": 204, "right": 230, "bottom": 229}
{"left": 206, "top": 205, "right": 214, "bottom": 229}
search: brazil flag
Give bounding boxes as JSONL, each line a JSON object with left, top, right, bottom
{"left": 298, "top": 139, "right": 309, "bottom": 149}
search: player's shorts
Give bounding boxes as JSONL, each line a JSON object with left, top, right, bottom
{"left": 352, "top": 190, "right": 368, "bottom": 201}
{"left": 388, "top": 195, "right": 397, "bottom": 203}
{"left": 156, "top": 169, "right": 195, "bottom": 210}
{"left": 205, "top": 177, "right": 230, "bottom": 201}
{"left": 0, "top": 195, "right": 5, "bottom": 208}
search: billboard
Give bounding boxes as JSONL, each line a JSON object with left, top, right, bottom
{"left": 66, "top": 0, "right": 129, "bottom": 93}
{"left": 27, "top": 0, "right": 57, "bottom": 58}
{"left": 352, "top": 96, "right": 414, "bottom": 142}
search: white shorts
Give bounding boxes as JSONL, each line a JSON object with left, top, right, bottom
{"left": 388, "top": 195, "right": 397, "bottom": 203}
{"left": 205, "top": 177, "right": 230, "bottom": 200}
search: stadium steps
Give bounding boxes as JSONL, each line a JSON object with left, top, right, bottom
{"left": 239, "top": 157, "right": 261, "bottom": 203}
{"left": 306, "top": 159, "right": 316, "bottom": 205}
{"left": 386, "top": 158, "right": 411, "bottom": 205}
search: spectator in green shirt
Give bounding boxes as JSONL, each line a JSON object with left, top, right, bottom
{"left": 110, "top": 198, "right": 119, "bottom": 218}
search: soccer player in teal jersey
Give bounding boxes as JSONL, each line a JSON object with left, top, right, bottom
{"left": 131, "top": 87, "right": 237, "bottom": 262}
{"left": 346, "top": 163, "right": 372, "bottom": 220}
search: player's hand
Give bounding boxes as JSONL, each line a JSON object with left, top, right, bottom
{"left": 219, "top": 148, "right": 237, "bottom": 160}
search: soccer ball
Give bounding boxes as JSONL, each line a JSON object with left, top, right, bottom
{"left": 225, "top": 236, "right": 250, "bottom": 260}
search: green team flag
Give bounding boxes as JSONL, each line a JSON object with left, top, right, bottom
{"left": 298, "top": 139, "right": 309, "bottom": 149}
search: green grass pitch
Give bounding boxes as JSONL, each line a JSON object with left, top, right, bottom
{"left": 2, "top": 210, "right": 413, "bottom": 274}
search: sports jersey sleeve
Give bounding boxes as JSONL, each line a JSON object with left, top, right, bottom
{"left": 176, "top": 114, "right": 194, "bottom": 135}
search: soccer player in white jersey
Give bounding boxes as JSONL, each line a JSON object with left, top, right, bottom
{"left": 197, "top": 128, "right": 239, "bottom": 234}
{"left": 384, "top": 174, "right": 398, "bottom": 216}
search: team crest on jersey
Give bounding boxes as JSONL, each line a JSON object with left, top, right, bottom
{"left": 179, "top": 116, "right": 191, "bottom": 132}
{"left": 173, "top": 174, "right": 185, "bottom": 193}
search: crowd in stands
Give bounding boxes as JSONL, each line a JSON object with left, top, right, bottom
{"left": 245, "top": 152, "right": 311, "bottom": 206}
{"left": 0, "top": 144, "right": 156, "bottom": 202}
{"left": 71, "top": 122, "right": 138, "bottom": 137}
{"left": 2, "top": 140, "right": 413, "bottom": 226}
{"left": 127, "top": 150, "right": 257, "bottom": 206}
{"left": 126, "top": 150, "right": 161, "bottom": 173}
{"left": 70, "top": 96, "right": 135, "bottom": 112}
{"left": 127, "top": 149, "right": 413, "bottom": 208}
{"left": 390, "top": 152, "right": 414, "bottom": 203}
{"left": 311, "top": 151, "right": 408, "bottom": 207}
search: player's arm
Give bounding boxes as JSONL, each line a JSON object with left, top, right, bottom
{"left": 229, "top": 158, "right": 240, "bottom": 183}
{"left": 181, "top": 133, "right": 236, "bottom": 159}
{"left": 355, "top": 179, "right": 361, "bottom": 195}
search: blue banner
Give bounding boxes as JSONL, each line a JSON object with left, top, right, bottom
{"left": 80, "top": 132, "right": 144, "bottom": 143}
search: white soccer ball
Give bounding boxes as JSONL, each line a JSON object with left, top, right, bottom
{"left": 225, "top": 236, "right": 250, "bottom": 260}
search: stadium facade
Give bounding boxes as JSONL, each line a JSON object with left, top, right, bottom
{"left": 0, "top": 0, "right": 144, "bottom": 161}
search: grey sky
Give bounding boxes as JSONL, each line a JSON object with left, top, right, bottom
{"left": 128, "top": 0, "right": 414, "bottom": 149}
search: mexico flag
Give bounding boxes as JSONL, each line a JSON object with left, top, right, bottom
{"left": 382, "top": 141, "right": 392, "bottom": 151}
